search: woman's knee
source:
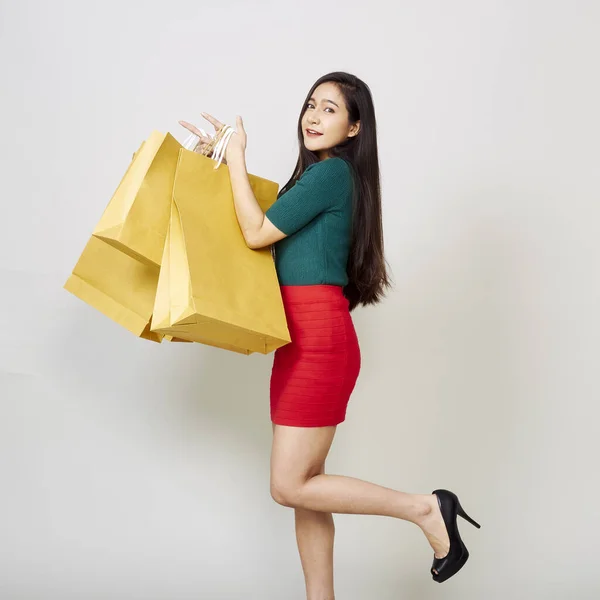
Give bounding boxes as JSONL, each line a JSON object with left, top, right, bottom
{"left": 270, "top": 461, "right": 325, "bottom": 507}
{"left": 270, "top": 483, "right": 295, "bottom": 507}
{"left": 270, "top": 474, "right": 300, "bottom": 507}
{"left": 269, "top": 424, "right": 333, "bottom": 506}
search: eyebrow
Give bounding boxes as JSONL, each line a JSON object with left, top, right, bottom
{"left": 309, "top": 97, "right": 339, "bottom": 108}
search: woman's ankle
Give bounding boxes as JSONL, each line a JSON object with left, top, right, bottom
{"left": 410, "top": 493, "right": 436, "bottom": 526}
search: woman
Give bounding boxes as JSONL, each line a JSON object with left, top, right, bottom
{"left": 180, "top": 71, "right": 480, "bottom": 592}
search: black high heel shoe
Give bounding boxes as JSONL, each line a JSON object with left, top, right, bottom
{"left": 429, "top": 489, "right": 481, "bottom": 583}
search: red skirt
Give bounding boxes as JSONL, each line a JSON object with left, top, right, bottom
{"left": 270, "top": 285, "right": 361, "bottom": 427}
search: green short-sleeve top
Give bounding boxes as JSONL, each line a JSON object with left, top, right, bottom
{"left": 265, "top": 157, "right": 354, "bottom": 286}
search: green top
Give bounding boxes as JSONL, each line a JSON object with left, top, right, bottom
{"left": 265, "top": 157, "right": 354, "bottom": 286}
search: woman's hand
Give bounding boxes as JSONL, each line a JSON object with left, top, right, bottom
{"left": 178, "top": 118, "right": 218, "bottom": 159}
{"left": 179, "top": 113, "right": 247, "bottom": 165}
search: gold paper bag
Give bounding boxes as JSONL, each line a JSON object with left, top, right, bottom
{"left": 150, "top": 148, "right": 291, "bottom": 354}
{"left": 92, "top": 131, "right": 182, "bottom": 268}
{"left": 63, "top": 235, "right": 166, "bottom": 342}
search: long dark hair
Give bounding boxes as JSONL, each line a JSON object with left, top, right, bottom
{"left": 277, "top": 71, "right": 393, "bottom": 312}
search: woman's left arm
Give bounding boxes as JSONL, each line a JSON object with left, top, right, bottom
{"left": 181, "top": 113, "right": 288, "bottom": 249}
{"left": 224, "top": 116, "right": 288, "bottom": 249}
{"left": 226, "top": 149, "right": 272, "bottom": 248}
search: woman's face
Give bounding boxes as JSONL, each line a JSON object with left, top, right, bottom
{"left": 301, "top": 82, "right": 360, "bottom": 160}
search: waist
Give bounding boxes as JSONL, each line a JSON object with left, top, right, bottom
{"left": 279, "top": 284, "right": 348, "bottom": 308}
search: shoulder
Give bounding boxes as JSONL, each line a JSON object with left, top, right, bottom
{"left": 300, "top": 158, "right": 353, "bottom": 190}
{"left": 303, "top": 157, "right": 352, "bottom": 177}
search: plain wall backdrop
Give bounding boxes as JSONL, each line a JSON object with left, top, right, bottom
{"left": 1, "top": 0, "right": 598, "bottom": 598}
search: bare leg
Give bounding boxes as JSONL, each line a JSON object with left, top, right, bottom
{"left": 292, "top": 473, "right": 448, "bottom": 560}
{"left": 273, "top": 424, "right": 335, "bottom": 600}
{"left": 295, "top": 491, "right": 336, "bottom": 600}
{"left": 271, "top": 425, "right": 450, "bottom": 570}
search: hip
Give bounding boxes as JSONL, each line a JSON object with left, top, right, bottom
{"left": 278, "top": 285, "right": 359, "bottom": 353}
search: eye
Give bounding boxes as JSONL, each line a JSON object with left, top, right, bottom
{"left": 306, "top": 102, "right": 335, "bottom": 113}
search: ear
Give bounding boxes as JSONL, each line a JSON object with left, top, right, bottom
{"left": 348, "top": 121, "right": 360, "bottom": 138}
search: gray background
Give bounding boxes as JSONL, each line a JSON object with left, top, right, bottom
{"left": 1, "top": 0, "right": 598, "bottom": 598}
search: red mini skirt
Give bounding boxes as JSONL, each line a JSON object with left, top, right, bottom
{"left": 270, "top": 285, "right": 361, "bottom": 427}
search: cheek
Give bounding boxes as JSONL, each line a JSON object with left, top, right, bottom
{"left": 328, "top": 120, "right": 347, "bottom": 139}
{"left": 327, "top": 114, "right": 344, "bottom": 129}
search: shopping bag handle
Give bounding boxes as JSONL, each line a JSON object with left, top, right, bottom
{"left": 182, "top": 125, "right": 235, "bottom": 170}
{"left": 209, "top": 126, "right": 235, "bottom": 169}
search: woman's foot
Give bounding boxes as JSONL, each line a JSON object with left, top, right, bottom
{"left": 415, "top": 494, "right": 450, "bottom": 573}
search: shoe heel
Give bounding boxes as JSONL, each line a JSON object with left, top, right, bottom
{"left": 456, "top": 503, "right": 481, "bottom": 529}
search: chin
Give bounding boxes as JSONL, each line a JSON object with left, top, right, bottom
{"left": 304, "top": 138, "right": 324, "bottom": 150}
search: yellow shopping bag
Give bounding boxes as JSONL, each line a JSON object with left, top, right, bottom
{"left": 63, "top": 235, "right": 165, "bottom": 342}
{"left": 63, "top": 235, "right": 192, "bottom": 344}
{"left": 64, "top": 133, "right": 193, "bottom": 343}
{"left": 150, "top": 148, "right": 291, "bottom": 354}
{"left": 92, "top": 131, "right": 183, "bottom": 268}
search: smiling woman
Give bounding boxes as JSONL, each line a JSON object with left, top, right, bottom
{"left": 300, "top": 83, "right": 359, "bottom": 161}
{"left": 182, "top": 71, "right": 480, "bottom": 595}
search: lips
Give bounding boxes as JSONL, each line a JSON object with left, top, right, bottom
{"left": 306, "top": 129, "right": 323, "bottom": 136}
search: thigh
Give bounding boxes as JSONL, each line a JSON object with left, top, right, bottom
{"left": 271, "top": 424, "right": 327, "bottom": 476}
{"left": 270, "top": 424, "right": 336, "bottom": 490}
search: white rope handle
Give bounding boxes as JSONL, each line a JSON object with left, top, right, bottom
{"left": 182, "top": 129, "right": 207, "bottom": 150}
{"left": 181, "top": 125, "right": 235, "bottom": 169}
{"left": 210, "top": 126, "right": 235, "bottom": 169}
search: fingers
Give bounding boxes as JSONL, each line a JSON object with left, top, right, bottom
{"left": 179, "top": 114, "right": 234, "bottom": 156}
{"left": 194, "top": 144, "right": 209, "bottom": 155}
{"left": 193, "top": 136, "right": 217, "bottom": 154}
{"left": 179, "top": 120, "right": 207, "bottom": 138}
{"left": 200, "top": 112, "right": 225, "bottom": 132}
{"left": 179, "top": 120, "right": 215, "bottom": 151}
